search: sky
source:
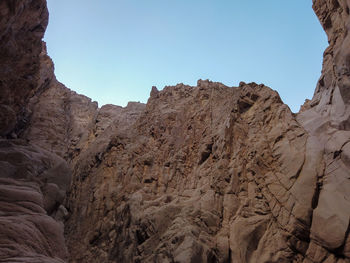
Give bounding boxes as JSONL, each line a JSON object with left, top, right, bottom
{"left": 44, "top": 0, "right": 328, "bottom": 113}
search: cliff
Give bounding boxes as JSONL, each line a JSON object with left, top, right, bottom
{"left": 0, "top": 0, "right": 349, "bottom": 262}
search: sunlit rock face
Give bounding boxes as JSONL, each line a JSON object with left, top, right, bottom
{"left": 65, "top": 80, "right": 312, "bottom": 262}
{"left": 298, "top": 0, "right": 350, "bottom": 260}
{"left": 0, "top": 0, "right": 349, "bottom": 262}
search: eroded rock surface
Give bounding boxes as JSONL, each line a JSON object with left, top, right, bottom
{"left": 0, "top": 0, "right": 350, "bottom": 263}
{"left": 0, "top": 1, "right": 69, "bottom": 262}
{"left": 298, "top": 0, "right": 350, "bottom": 260}
{"left": 0, "top": 139, "right": 70, "bottom": 262}
{"left": 0, "top": 0, "right": 48, "bottom": 137}
{"left": 65, "top": 81, "right": 312, "bottom": 262}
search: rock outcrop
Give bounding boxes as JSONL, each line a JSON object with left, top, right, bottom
{"left": 0, "top": 1, "right": 69, "bottom": 262}
{"left": 65, "top": 80, "right": 311, "bottom": 262}
{"left": 0, "top": 0, "right": 48, "bottom": 137}
{"left": 298, "top": 0, "right": 350, "bottom": 260}
{"left": 0, "top": 0, "right": 349, "bottom": 262}
{"left": 0, "top": 139, "right": 70, "bottom": 262}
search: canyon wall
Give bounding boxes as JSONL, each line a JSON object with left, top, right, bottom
{"left": 0, "top": 0, "right": 349, "bottom": 262}
{"left": 0, "top": 1, "right": 69, "bottom": 262}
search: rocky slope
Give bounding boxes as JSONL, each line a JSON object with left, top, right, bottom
{"left": 0, "top": 0, "right": 349, "bottom": 262}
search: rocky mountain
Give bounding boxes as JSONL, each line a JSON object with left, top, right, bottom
{"left": 0, "top": 0, "right": 349, "bottom": 262}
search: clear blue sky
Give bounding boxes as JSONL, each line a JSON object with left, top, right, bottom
{"left": 44, "top": 0, "right": 327, "bottom": 112}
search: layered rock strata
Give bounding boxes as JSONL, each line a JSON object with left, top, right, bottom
{"left": 0, "top": 0, "right": 350, "bottom": 262}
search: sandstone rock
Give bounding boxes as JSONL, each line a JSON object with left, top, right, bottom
{"left": 0, "top": 0, "right": 48, "bottom": 137}
{"left": 64, "top": 81, "right": 315, "bottom": 262}
{"left": 0, "top": 140, "right": 70, "bottom": 262}
{"left": 0, "top": 1, "right": 70, "bottom": 261}
{"left": 298, "top": 0, "right": 350, "bottom": 257}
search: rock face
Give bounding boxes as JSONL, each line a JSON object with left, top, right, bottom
{"left": 0, "top": 139, "right": 70, "bottom": 262}
{"left": 0, "top": 0, "right": 48, "bottom": 137}
{"left": 0, "top": 1, "right": 69, "bottom": 262}
{"left": 0, "top": 0, "right": 349, "bottom": 263}
{"left": 298, "top": 0, "right": 350, "bottom": 260}
{"left": 66, "top": 81, "right": 311, "bottom": 262}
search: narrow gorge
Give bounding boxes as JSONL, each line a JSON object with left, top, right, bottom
{"left": 0, "top": 0, "right": 350, "bottom": 262}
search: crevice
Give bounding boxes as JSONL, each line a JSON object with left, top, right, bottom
{"left": 332, "top": 0, "right": 340, "bottom": 10}
{"left": 333, "top": 149, "right": 342, "bottom": 159}
{"left": 238, "top": 99, "right": 253, "bottom": 114}
{"left": 311, "top": 180, "right": 322, "bottom": 210}
{"left": 328, "top": 86, "right": 335, "bottom": 105}
{"left": 198, "top": 143, "right": 213, "bottom": 165}
{"left": 227, "top": 248, "right": 232, "bottom": 263}
{"left": 323, "top": 15, "right": 333, "bottom": 30}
